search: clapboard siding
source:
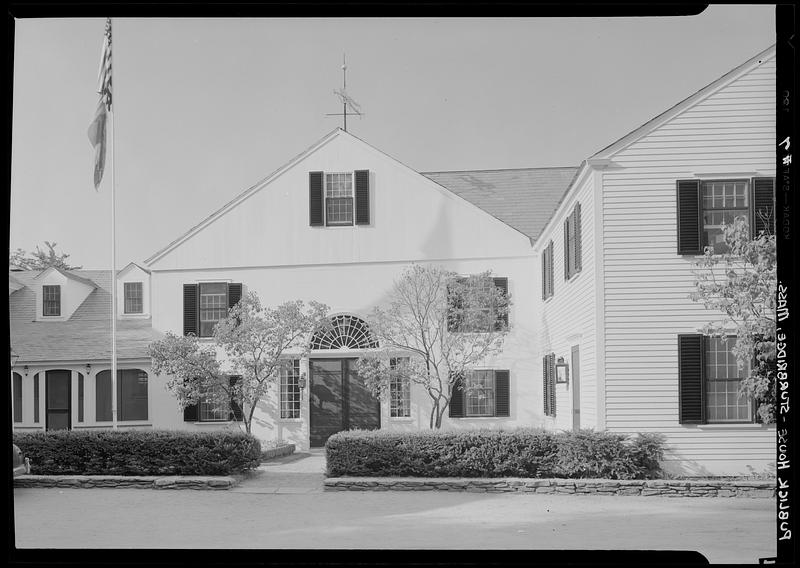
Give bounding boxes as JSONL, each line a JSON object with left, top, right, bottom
{"left": 601, "top": 52, "right": 775, "bottom": 475}
{"left": 537, "top": 171, "right": 597, "bottom": 431}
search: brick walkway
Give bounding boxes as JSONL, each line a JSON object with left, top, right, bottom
{"left": 232, "top": 449, "right": 326, "bottom": 494}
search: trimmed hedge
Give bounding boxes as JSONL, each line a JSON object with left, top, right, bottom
{"left": 326, "top": 428, "right": 664, "bottom": 480}
{"left": 13, "top": 430, "right": 261, "bottom": 476}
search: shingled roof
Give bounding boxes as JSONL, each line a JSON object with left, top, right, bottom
{"left": 422, "top": 167, "right": 579, "bottom": 241}
{"left": 9, "top": 270, "right": 162, "bottom": 364}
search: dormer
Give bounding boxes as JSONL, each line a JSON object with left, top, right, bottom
{"left": 33, "top": 267, "right": 96, "bottom": 322}
{"left": 117, "top": 262, "right": 151, "bottom": 319}
{"left": 9, "top": 274, "right": 25, "bottom": 295}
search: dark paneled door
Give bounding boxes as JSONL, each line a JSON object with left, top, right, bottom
{"left": 46, "top": 370, "right": 71, "bottom": 431}
{"left": 309, "top": 359, "right": 380, "bottom": 448}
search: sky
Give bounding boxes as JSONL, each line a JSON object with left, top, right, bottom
{"left": 10, "top": 7, "right": 776, "bottom": 269}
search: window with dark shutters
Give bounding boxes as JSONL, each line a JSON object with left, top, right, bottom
{"left": 449, "top": 371, "right": 509, "bottom": 418}
{"left": 678, "top": 334, "right": 705, "bottom": 424}
{"left": 355, "top": 169, "right": 370, "bottom": 225}
{"left": 447, "top": 276, "right": 510, "bottom": 332}
{"left": 184, "top": 283, "right": 242, "bottom": 337}
{"left": 309, "top": 171, "right": 324, "bottom": 226}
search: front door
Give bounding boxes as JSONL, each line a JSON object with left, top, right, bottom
{"left": 46, "top": 370, "right": 71, "bottom": 431}
{"left": 309, "top": 358, "right": 380, "bottom": 447}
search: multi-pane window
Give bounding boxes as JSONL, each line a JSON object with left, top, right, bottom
{"left": 199, "top": 283, "right": 228, "bottom": 337}
{"left": 465, "top": 370, "right": 495, "bottom": 417}
{"left": 96, "top": 369, "right": 149, "bottom": 422}
{"left": 43, "top": 285, "right": 61, "bottom": 316}
{"left": 199, "top": 384, "right": 230, "bottom": 422}
{"left": 702, "top": 180, "right": 749, "bottom": 254}
{"left": 280, "top": 360, "right": 302, "bottom": 419}
{"left": 124, "top": 282, "right": 143, "bottom": 314}
{"left": 705, "top": 337, "right": 752, "bottom": 423}
{"left": 325, "top": 172, "right": 354, "bottom": 226}
{"left": 389, "top": 357, "right": 411, "bottom": 418}
{"left": 447, "top": 277, "right": 509, "bottom": 332}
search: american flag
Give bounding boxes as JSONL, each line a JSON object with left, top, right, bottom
{"left": 88, "top": 18, "right": 112, "bottom": 190}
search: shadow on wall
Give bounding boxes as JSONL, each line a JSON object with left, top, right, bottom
{"left": 420, "top": 195, "right": 454, "bottom": 260}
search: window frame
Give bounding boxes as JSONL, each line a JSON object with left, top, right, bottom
{"left": 700, "top": 179, "right": 750, "bottom": 255}
{"left": 198, "top": 282, "right": 229, "bottom": 338}
{"left": 280, "top": 360, "right": 302, "bottom": 420}
{"left": 42, "top": 285, "right": 61, "bottom": 316}
{"left": 704, "top": 336, "right": 753, "bottom": 424}
{"left": 389, "top": 357, "right": 412, "bottom": 418}
{"left": 95, "top": 369, "right": 150, "bottom": 422}
{"left": 123, "top": 281, "right": 144, "bottom": 314}
{"left": 324, "top": 171, "right": 355, "bottom": 227}
{"left": 447, "top": 276, "right": 509, "bottom": 333}
{"left": 464, "top": 369, "right": 496, "bottom": 418}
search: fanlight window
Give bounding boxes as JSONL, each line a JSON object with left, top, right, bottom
{"left": 310, "top": 315, "right": 378, "bottom": 350}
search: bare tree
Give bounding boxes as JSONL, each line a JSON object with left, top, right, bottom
{"left": 356, "top": 264, "right": 510, "bottom": 428}
{"left": 9, "top": 241, "right": 81, "bottom": 270}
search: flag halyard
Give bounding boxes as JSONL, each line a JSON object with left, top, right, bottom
{"left": 88, "top": 18, "right": 112, "bottom": 191}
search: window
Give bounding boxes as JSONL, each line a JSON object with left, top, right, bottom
{"left": 96, "top": 369, "right": 149, "bottom": 422}
{"left": 702, "top": 180, "right": 749, "bottom": 254}
{"left": 542, "top": 353, "right": 556, "bottom": 417}
{"left": 124, "top": 282, "right": 143, "bottom": 314}
{"left": 389, "top": 357, "right": 411, "bottom": 418}
{"left": 199, "top": 394, "right": 230, "bottom": 422}
{"left": 43, "top": 285, "right": 61, "bottom": 316}
{"left": 310, "top": 314, "right": 378, "bottom": 350}
{"left": 13, "top": 372, "right": 22, "bottom": 423}
{"left": 449, "top": 370, "right": 510, "bottom": 418}
{"left": 564, "top": 203, "right": 582, "bottom": 280}
{"left": 199, "top": 282, "right": 228, "bottom": 337}
{"left": 447, "top": 277, "right": 509, "bottom": 332}
{"left": 705, "top": 337, "right": 752, "bottom": 423}
{"left": 676, "top": 177, "right": 775, "bottom": 255}
{"left": 325, "top": 172, "right": 354, "bottom": 226}
{"left": 280, "top": 360, "right": 301, "bottom": 419}
{"left": 541, "top": 240, "right": 554, "bottom": 300}
{"left": 465, "top": 370, "right": 495, "bottom": 417}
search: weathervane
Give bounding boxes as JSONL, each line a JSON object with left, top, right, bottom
{"left": 326, "top": 54, "right": 363, "bottom": 132}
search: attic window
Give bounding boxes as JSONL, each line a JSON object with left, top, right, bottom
{"left": 43, "top": 285, "right": 61, "bottom": 316}
{"left": 124, "top": 282, "right": 143, "bottom": 314}
{"left": 325, "top": 172, "right": 354, "bottom": 226}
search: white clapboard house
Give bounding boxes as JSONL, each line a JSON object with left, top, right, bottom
{"left": 10, "top": 44, "right": 776, "bottom": 476}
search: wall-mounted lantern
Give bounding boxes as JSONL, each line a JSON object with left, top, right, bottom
{"left": 298, "top": 372, "right": 307, "bottom": 390}
{"left": 555, "top": 357, "right": 569, "bottom": 385}
{"left": 85, "top": 363, "right": 92, "bottom": 375}
{"left": 23, "top": 365, "right": 29, "bottom": 376}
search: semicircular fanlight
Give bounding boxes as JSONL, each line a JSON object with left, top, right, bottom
{"left": 310, "top": 314, "right": 378, "bottom": 350}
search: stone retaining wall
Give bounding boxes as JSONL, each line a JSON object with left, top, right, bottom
{"left": 324, "top": 477, "right": 775, "bottom": 497}
{"left": 261, "top": 443, "right": 296, "bottom": 461}
{"left": 14, "top": 475, "right": 238, "bottom": 490}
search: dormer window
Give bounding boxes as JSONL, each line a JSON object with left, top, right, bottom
{"left": 325, "top": 172, "right": 354, "bottom": 226}
{"left": 124, "top": 282, "right": 143, "bottom": 314}
{"left": 42, "top": 285, "right": 61, "bottom": 316}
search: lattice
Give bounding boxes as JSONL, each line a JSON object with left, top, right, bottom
{"left": 310, "top": 314, "right": 378, "bottom": 350}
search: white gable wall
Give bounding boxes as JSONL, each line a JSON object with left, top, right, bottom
{"left": 601, "top": 53, "right": 776, "bottom": 475}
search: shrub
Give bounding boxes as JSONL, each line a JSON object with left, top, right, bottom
{"left": 326, "top": 428, "right": 663, "bottom": 479}
{"left": 13, "top": 430, "right": 261, "bottom": 476}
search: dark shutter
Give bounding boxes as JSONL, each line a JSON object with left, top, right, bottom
{"left": 229, "top": 376, "right": 243, "bottom": 421}
{"left": 676, "top": 180, "right": 702, "bottom": 255}
{"left": 309, "top": 171, "right": 324, "bottom": 226}
{"left": 678, "top": 334, "right": 705, "bottom": 424}
{"left": 493, "top": 277, "right": 509, "bottom": 330}
{"left": 751, "top": 177, "right": 775, "bottom": 237}
{"left": 494, "top": 370, "right": 510, "bottom": 417}
{"left": 542, "top": 356, "right": 550, "bottom": 416}
{"left": 541, "top": 246, "right": 548, "bottom": 300}
{"left": 228, "top": 283, "right": 242, "bottom": 309}
{"left": 183, "top": 402, "right": 198, "bottom": 422}
{"left": 355, "top": 169, "right": 370, "bottom": 225}
{"left": 183, "top": 284, "right": 198, "bottom": 336}
{"left": 547, "top": 241, "right": 554, "bottom": 298}
{"left": 548, "top": 353, "right": 556, "bottom": 417}
{"left": 447, "top": 282, "right": 463, "bottom": 332}
{"left": 574, "top": 203, "right": 582, "bottom": 272}
{"left": 563, "top": 218, "right": 570, "bottom": 279}
{"left": 448, "top": 375, "right": 465, "bottom": 417}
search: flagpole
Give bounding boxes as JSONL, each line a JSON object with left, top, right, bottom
{"left": 109, "top": 18, "right": 118, "bottom": 430}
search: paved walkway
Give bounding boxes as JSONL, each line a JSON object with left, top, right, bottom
{"left": 232, "top": 449, "right": 326, "bottom": 494}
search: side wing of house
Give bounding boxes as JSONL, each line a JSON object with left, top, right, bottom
{"left": 534, "top": 167, "right": 599, "bottom": 432}
{"left": 597, "top": 47, "right": 776, "bottom": 476}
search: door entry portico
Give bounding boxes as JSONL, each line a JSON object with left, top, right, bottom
{"left": 309, "top": 358, "right": 380, "bottom": 447}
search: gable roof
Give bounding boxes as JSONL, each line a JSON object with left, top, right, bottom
{"left": 591, "top": 43, "right": 776, "bottom": 160}
{"left": 422, "top": 167, "right": 578, "bottom": 241}
{"left": 33, "top": 265, "right": 98, "bottom": 288}
{"left": 9, "top": 269, "right": 161, "bottom": 363}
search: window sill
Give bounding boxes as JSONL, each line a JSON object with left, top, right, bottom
{"left": 692, "top": 423, "right": 773, "bottom": 429}
{"left": 453, "top": 416, "right": 510, "bottom": 420}
{"left": 389, "top": 417, "right": 414, "bottom": 421}
{"left": 278, "top": 418, "right": 303, "bottom": 423}
{"left": 76, "top": 422, "right": 153, "bottom": 428}
{"left": 193, "top": 421, "right": 234, "bottom": 425}
{"left": 120, "top": 313, "right": 150, "bottom": 319}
